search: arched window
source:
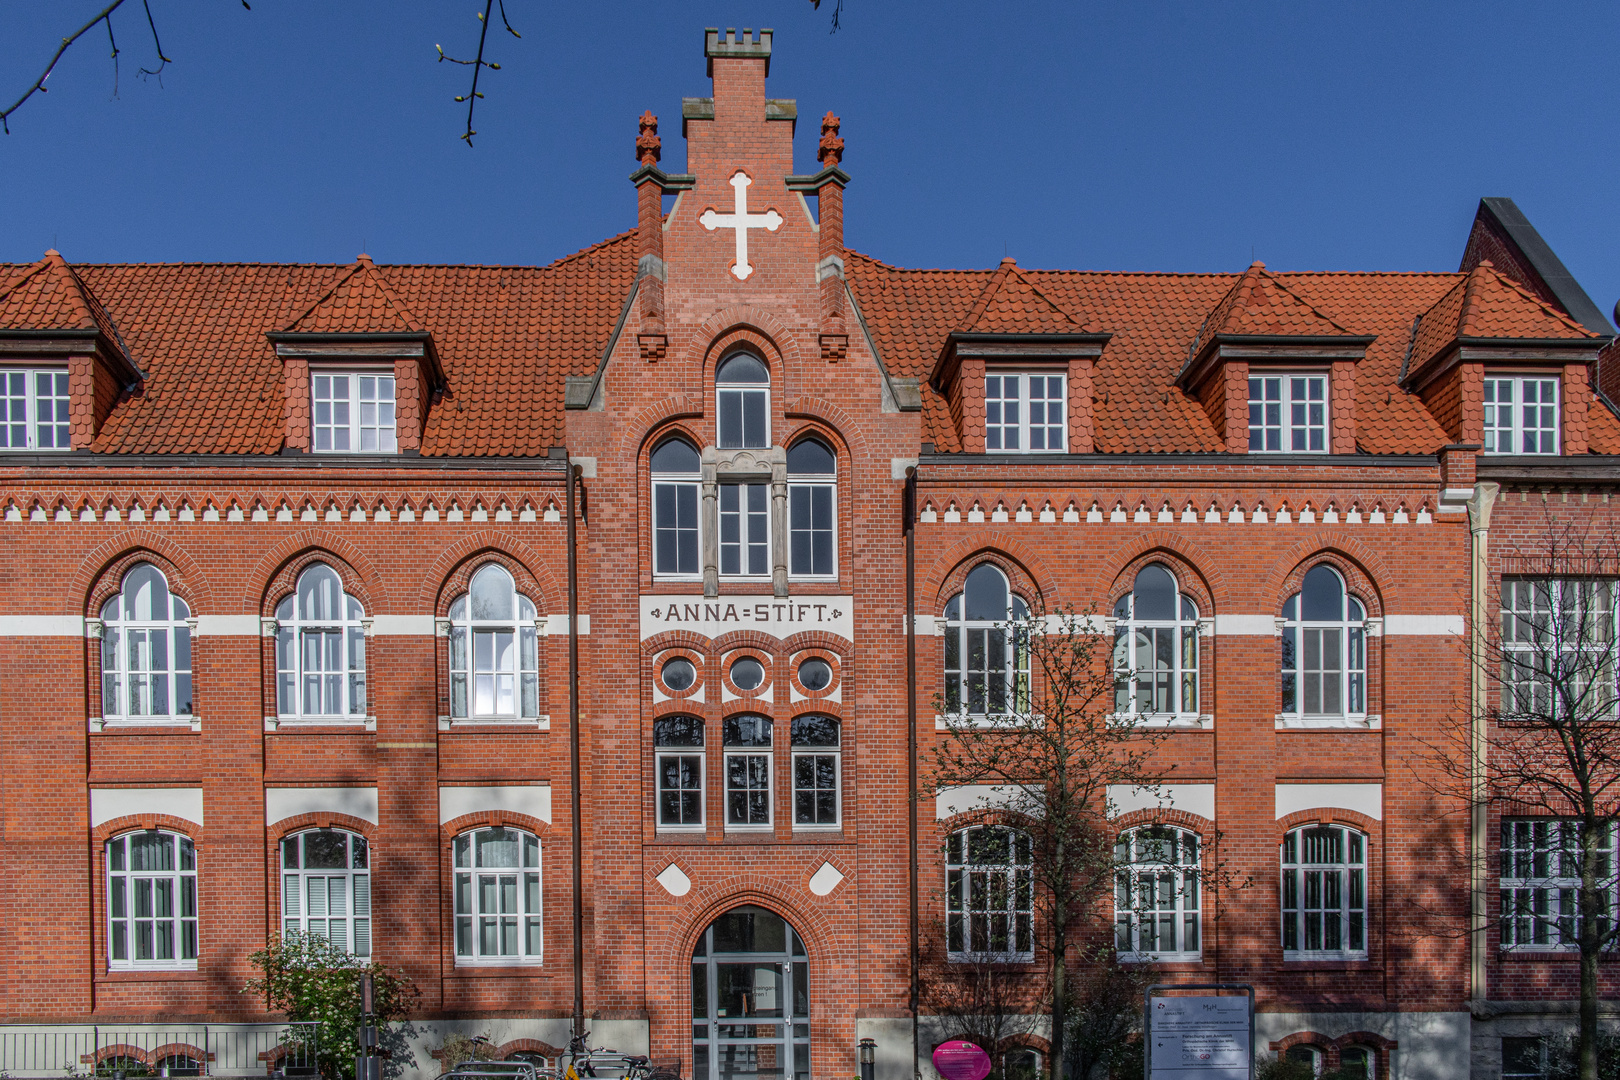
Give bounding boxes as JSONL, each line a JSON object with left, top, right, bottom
{"left": 106, "top": 830, "right": 197, "bottom": 970}
{"left": 448, "top": 564, "right": 540, "bottom": 721}
{"left": 716, "top": 353, "right": 770, "bottom": 449}
{"left": 724, "top": 714, "right": 773, "bottom": 828}
{"left": 1114, "top": 826, "right": 1201, "bottom": 960}
{"left": 275, "top": 565, "right": 366, "bottom": 721}
{"left": 1112, "top": 564, "right": 1200, "bottom": 722}
{"left": 946, "top": 824, "right": 1034, "bottom": 961}
{"left": 791, "top": 715, "right": 840, "bottom": 828}
{"left": 453, "top": 826, "right": 542, "bottom": 964}
{"left": 153, "top": 1055, "right": 203, "bottom": 1077}
{"left": 652, "top": 436, "right": 702, "bottom": 578}
{"left": 1002, "top": 1049, "right": 1042, "bottom": 1080}
{"left": 944, "top": 565, "right": 1030, "bottom": 716}
{"left": 655, "top": 716, "right": 705, "bottom": 831}
{"left": 1281, "top": 824, "right": 1367, "bottom": 959}
{"left": 1281, "top": 565, "right": 1367, "bottom": 721}
{"left": 787, "top": 437, "right": 837, "bottom": 578}
{"left": 1284, "top": 1046, "right": 1324, "bottom": 1076}
{"left": 100, "top": 563, "right": 193, "bottom": 723}
{"left": 1338, "top": 1047, "right": 1375, "bottom": 1080}
{"left": 280, "top": 828, "right": 371, "bottom": 956}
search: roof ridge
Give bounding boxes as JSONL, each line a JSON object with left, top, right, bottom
{"left": 1468, "top": 260, "right": 1594, "bottom": 338}
{"left": 1004, "top": 262, "right": 1095, "bottom": 330}
{"left": 353, "top": 255, "right": 425, "bottom": 333}
{"left": 961, "top": 258, "right": 1015, "bottom": 330}
{"left": 278, "top": 262, "right": 366, "bottom": 334}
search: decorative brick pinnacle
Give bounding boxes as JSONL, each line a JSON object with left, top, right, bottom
{"left": 817, "top": 112, "right": 843, "bottom": 166}
{"left": 636, "top": 110, "right": 661, "bottom": 166}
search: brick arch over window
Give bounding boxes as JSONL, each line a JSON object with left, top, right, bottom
{"left": 932, "top": 548, "right": 1046, "bottom": 615}
{"left": 495, "top": 1040, "right": 566, "bottom": 1062}
{"left": 440, "top": 811, "right": 551, "bottom": 842}
{"left": 709, "top": 330, "right": 782, "bottom": 381}
{"left": 93, "top": 814, "right": 203, "bottom": 849}
{"left": 1276, "top": 807, "right": 1382, "bottom": 840}
{"left": 430, "top": 545, "right": 553, "bottom": 616}
{"left": 255, "top": 537, "right": 384, "bottom": 616}
{"left": 1103, "top": 545, "right": 1217, "bottom": 618}
{"left": 269, "top": 812, "right": 376, "bottom": 846}
{"left": 1110, "top": 806, "right": 1215, "bottom": 838}
{"left": 782, "top": 402, "right": 869, "bottom": 466}
{"left": 686, "top": 306, "right": 804, "bottom": 379}
{"left": 617, "top": 398, "right": 705, "bottom": 463}
{"left": 662, "top": 884, "right": 839, "bottom": 995}
{"left": 1269, "top": 538, "right": 1390, "bottom": 617}
{"left": 1268, "top": 1031, "right": 1395, "bottom": 1080}
{"left": 76, "top": 533, "right": 212, "bottom": 616}
{"left": 926, "top": 532, "right": 1060, "bottom": 609}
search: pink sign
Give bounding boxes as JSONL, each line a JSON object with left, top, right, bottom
{"left": 932, "top": 1041, "right": 992, "bottom": 1080}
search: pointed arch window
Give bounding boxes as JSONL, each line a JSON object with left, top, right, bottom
{"left": 275, "top": 565, "right": 367, "bottom": 721}
{"left": 716, "top": 353, "right": 770, "bottom": 449}
{"left": 1112, "top": 564, "right": 1200, "bottom": 722}
{"left": 448, "top": 564, "right": 540, "bottom": 721}
{"left": 652, "top": 436, "right": 702, "bottom": 578}
{"left": 1281, "top": 565, "right": 1367, "bottom": 721}
{"left": 100, "top": 564, "right": 193, "bottom": 723}
{"left": 787, "top": 437, "right": 836, "bottom": 578}
{"left": 943, "top": 565, "right": 1030, "bottom": 716}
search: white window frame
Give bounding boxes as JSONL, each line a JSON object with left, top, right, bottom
{"left": 654, "top": 716, "right": 706, "bottom": 833}
{"left": 651, "top": 439, "right": 703, "bottom": 580}
{"left": 274, "top": 565, "right": 368, "bottom": 724}
{"left": 1484, "top": 374, "right": 1560, "bottom": 456}
{"left": 1499, "top": 577, "right": 1617, "bottom": 721}
{"left": 280, "top": 828, "right": 372, "bottom": 956}
{"left": 985, "top": 370, "right": 1067, "bottom": 453}
{"left": 99, "top": 564, "right": 193, "bottom": 726}
{"left": 1500, "top": 818, "right": 1619, "bottom": 952}
{"left": 106, "top": 830, "right": 198, "bottom": 971}
{"left": 1281, "top": 824, "right": 1368, "bottom": 960}
{"left": 1280, "top": 566, "right": 1367, "bottom": 724}
{"left": 943, "top": 565, "right": 1031, "bottom": 718}
{"left": 723, "top": 714, "right": 774, "bottom": 831}
{"left": 790, "top": 715, "right": 841, "bottom": 830}
{"left": 1112, "top": 564, "right": 1201, "bottom": 725}
{"left": 448, "top": 564, "right": 541, "bottom": 723}
{"left": 311, "top": 370, "right": 398, "bottom": 453}
{"left": 1114, "top": 826, "right": 1202, "bottom": 962}
{"left": 718, "top": 481, "right": 771, "bottom": 579}
{"left": 453, "top": 826, "right": 543, "bottom": 966}
{"left": 1248, "top": 373, "right": 1328, "bottom": 453}
{"left": 0, "top": 366, "right": 71, "bottom": 451}
{"left": 946, "top": 824, "right": 1035, "bottom": 962}
{"left": 787, "top": 439, "right": 837, "bottom": 580}
{"left": 715, "top": 353, "right": 771, "bottom": 450}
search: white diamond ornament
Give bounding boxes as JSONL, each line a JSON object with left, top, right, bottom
{"left": 656, "top": 862, "right": 692, "bottom": 897}
{"left": 808, "top": 861, "right": 844, "bottom": 896}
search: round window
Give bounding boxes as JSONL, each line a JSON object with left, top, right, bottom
{"left": 798, "top": 658, "right": 832, "bottom": 692}
{"left": 662, "top": 657, "right": 696, "bottom": 692}
{"left": 730, "top": 657, "right": 766, "bottom": 691}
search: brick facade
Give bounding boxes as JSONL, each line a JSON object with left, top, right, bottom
{"left": 2, "top": 27, "right": 1617, "bottom": 1080}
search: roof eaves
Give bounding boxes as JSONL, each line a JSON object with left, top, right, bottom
{"left": 564, "top": 279, "right": 638, "bottom": 411}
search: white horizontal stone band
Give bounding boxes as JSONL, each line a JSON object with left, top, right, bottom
{"left": 919, "top": 503, "right": 1436, "bottom": 526}
{"left": 1383, "top": 614, "right": 1463, "bottom": 635}
{"left": 935, "top": 784, "right": 1043, "bottom": 820}
{"left": 1275, "top": 782, "right": 1382, "bottom": 821}
{"left": 1108, "top": 782, "right": 1216, "bottom": 821}
{"left": 5, "top": 503, "right": 562, "bottom": 525}
{"left": 266, "top": 786, "right": 379, "bottom": 826}
{"left": 193, "top": 615, "right": 260, "bottom": 636}
{"left": 1214, "top": 614, "right": 1275, "bottom": 635}
{"left": 370, "top": 614, "right": 436, "bottom": 636}
{"left": 0, "top": 615, "right": 85, "bottom": 636}
{"left": 913, "top": 613, "right": 1461, "bottom": 636}
{"left": 90, "top": 787, "right": 204, "bottom": 828}
{"left": 439, "top": 783, "right": 552, "bottom": 824}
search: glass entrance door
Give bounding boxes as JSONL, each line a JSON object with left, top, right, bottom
{"left": 692, "top": 905, "right": 809, "bottom": 1080}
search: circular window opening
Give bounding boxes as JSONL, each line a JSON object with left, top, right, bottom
{"left": 731, "top": 657, "right": 766, "bottom": 691}
{"left": 798, "top": 658, "right": 832, "bottom": 692}
{"left": 662, "top": 657, "right": 697, "bottom": 692}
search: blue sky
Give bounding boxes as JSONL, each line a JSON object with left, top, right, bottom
{"left": 2, "top": 1, "right": 1617, "bottom": 322}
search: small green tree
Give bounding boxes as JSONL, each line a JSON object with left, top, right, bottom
{"left": 243, "top": 931, "right": 420, "bottom": 1080}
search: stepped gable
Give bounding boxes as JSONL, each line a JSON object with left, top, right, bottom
{"left": 959, "top": 257, "right": 1103, "bottom": 335}
{"left": 0, "top": 230, "right": 636, "bottom": 456}
{"left": 0, "top": 249, "right": 136, "bottom": 373}
{"left": 279, "top": 253, "right": 426, "bottom": 335}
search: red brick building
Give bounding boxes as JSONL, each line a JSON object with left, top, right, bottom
{"left": 2, "top": 28, "right": 1616, "bottom": 1080}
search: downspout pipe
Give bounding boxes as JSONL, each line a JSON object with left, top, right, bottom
{"left": 568, "top": 462, "right": 586, "bottom": 1035}
{"left": 905, "top": 466, "right": 919, "bottom": 1076}
{"left": 1467, "top": 481, "right": 1499, "bottom": 1005}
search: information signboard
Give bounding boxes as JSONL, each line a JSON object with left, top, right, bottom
{"left": 932, "top": 1041, "right": 992, "bottom": 1080}
{"left": 1144, "top": 985, "right": 1253, "bottom": 1080}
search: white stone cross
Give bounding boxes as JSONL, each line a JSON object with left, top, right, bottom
{"left": 700, "top": 171, "right": 782, "bottom": 281}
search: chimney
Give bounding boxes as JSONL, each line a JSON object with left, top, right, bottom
{"left": 633, "top": 111, "right": 669, "bottom": 359}
{"left": 706, "top": 28, "right": 771, "bottom": 122}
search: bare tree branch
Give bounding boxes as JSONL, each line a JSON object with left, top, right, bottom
{"left": 436, "top": 0, "right": 520, "bottom": 147}
{"left": 808, "top": 0, "right": 844, "bottom": 32}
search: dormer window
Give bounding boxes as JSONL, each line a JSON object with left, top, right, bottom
{"left": 1248, "top": 374, "right": 1326, "bottom": 453}
{"left": 313, "top": 372, "right": 397, "bottom": 453}
{"left": 716, "top": 353, "right": 769, "bottom": 449}
{"left": 1484, "top": 375, "right": 1559, "bottom": 455}
{"left": 0, "top": 368, "right": 71, "bottom": 451}
{"left": 987, "top": 371, "right": 1066, "bottom": 453}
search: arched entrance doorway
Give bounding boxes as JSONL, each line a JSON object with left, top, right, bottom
{"left": 691, "top": 905, "right": 810, "bottom": 1080}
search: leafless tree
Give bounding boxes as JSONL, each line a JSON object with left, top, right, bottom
{"left": 1430, "top": 512, "right": 1620, "bottom": 1080}
{"left": 929, "top": 604, "right": 1175, "bottom": 1079}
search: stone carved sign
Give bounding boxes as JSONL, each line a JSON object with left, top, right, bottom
{"left": 932, "top": 1042, "right": 992, "bottom": 1080}
{"left": 640, "top": 595, "right": 853, "bottom": 641}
